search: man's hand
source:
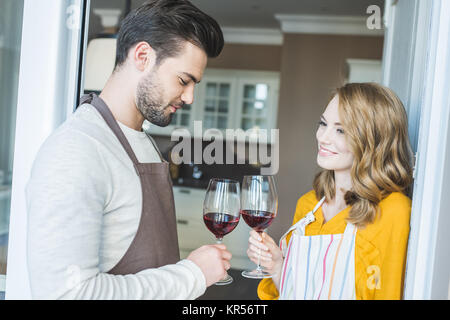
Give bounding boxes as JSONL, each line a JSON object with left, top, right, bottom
{"left": 187, "top": 244, "right": 232, "bottom": 287}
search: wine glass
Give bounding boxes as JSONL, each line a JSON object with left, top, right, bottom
{"left": 203, "top": 178, "right": 241, "bottom": 285}
{"left": 241, "top": 175, "right": 278, "bottom": 279}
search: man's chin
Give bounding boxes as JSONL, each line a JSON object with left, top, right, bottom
{"left": 146, "top": 115, "right": 173, "bottom": 127}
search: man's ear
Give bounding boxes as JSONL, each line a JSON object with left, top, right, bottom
{"left": 131, "top": 41, "right": 156, "bottom": 72}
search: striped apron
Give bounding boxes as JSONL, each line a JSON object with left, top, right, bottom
{"left": 278, "top": 197, "right": 357, "bottom": 300}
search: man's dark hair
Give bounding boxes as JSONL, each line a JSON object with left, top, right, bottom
{"left": 115, "top": 0, "right": 224, "bottom": 69}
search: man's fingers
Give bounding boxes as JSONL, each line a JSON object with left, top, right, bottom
{"left": 212, "top": 244, "right": 227, "bottom": 250}
{"left": 221, "top": 249, "right": 232, "bottom": 260}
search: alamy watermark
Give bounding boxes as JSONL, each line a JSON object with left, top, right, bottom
{"left": 66, "top": 4, "right": 81, "bottom": 30}
{"left": 169, "top": 121, "right": 279, "bottom": 175}
{"left": 366, "top": 5, "right": 382, "bottom": 30}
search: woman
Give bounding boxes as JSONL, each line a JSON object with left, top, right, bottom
{"left": 248, "top": 83, "right": 413, "bottom": 300}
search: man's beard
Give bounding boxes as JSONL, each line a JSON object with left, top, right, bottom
{"left": 135, "top": 72, "right": 173, "bottom": 127}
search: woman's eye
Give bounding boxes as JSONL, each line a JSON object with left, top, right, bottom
{"left": 318, "top": 120, "right": 327, "bottom": 127}
{"left": 337, "top": 128, "right": 345, "bottom": 134}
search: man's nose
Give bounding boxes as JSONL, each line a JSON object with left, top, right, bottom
{"left": 181, "top": 85, "right": 195, "bottom": 105}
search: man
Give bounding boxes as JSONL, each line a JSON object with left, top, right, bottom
{"left": 26, "top": 0, "right": 231, "bottom": 299}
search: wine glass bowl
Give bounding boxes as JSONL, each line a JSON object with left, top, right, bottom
{"left": 240, "top": 175, "right": 278, "bottom": 279}
{"left": 241, "top": 210, "right": 276, "bottom": 232}
{"left": 203, "top": 178, "right": 241, "bottom": 285}
{"left": 203, "top": 212, "right": 240, "bottom": 239}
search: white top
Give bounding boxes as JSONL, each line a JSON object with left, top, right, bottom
{"left": 25, "top": 103, "right": 206, "bottom": 299}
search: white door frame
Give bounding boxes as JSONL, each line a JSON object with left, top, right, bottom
{"left": 403, "top": 0, "right": 450, "bottom": 299}
{"left": 384, "top": 0, "right": 450, "bottom": 299}
{"left": 5, "top": 0, "right": 89, "bottom": 299}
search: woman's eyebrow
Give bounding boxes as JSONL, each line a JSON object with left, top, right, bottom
{"left": 321, "top": 115, "right": 342, "bottom": 125}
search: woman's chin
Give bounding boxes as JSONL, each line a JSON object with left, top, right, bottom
{"left": 317, "top": 156, "right": 333, "bottom": 170}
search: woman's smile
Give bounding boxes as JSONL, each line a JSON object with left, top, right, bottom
{"left": 318, "top": 145, "right": 338, "bottom": 157}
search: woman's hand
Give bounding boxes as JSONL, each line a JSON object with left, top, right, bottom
{"left": 247, "top": 230, "right": 284, "bottom": 291}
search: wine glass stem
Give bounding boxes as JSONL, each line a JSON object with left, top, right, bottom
{"left": 216, "top": 238, "right": 223, "bottom": 245}
{"left": 256, "top": 232, "right": 263, "bottom": 273}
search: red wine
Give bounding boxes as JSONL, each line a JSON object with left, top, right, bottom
{"left": 203, "top": 212, "right": 240, "bottom": 238}
{"left": 241, "top": 210, "right": 275, "bottom": 232}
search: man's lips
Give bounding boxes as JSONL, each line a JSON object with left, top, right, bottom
{"left": 318, "top": 146, "right": 338, "bottom": 156}
{"left": 169, "top": 104, "right": 183, "bottom": 113}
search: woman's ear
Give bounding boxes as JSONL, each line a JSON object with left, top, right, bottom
{"left": 131, "top": 41, "right": 156, "bottom": 72}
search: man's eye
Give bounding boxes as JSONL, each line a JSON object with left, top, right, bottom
{"left": 179, "top": 78, "right": 188, "bottom": 86}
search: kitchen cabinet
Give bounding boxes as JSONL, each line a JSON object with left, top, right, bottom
{"left": 145, "top": 69, "right": 280, "bottom": 143}
{"left": 173, "top": 186, "right": 254, "bottom": 270}
{"left": 346, "top": 59, "right": 382, "bottom": 83}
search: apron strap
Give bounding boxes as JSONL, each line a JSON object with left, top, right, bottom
{"left": 279, "top": 196, "right": 325, "bottom": 254}
{"left": 81, "top": 93, "right": 141, "bottom": 166}
{"left": 145, "top": 132, "right": 167, "bottom": 163}
{"left": 343, "top": 221, "right": 357, "bottom": 237}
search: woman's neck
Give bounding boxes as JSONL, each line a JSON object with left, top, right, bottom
{"left": 322, "top": 170, "right": 352, "bottom": 222}
{"left": 334, "top": 169, "right": 352, "bottom": 203}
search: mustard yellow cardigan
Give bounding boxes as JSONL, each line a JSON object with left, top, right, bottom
{"left": 258, "top": 190, "right": 411, "bottom": 300}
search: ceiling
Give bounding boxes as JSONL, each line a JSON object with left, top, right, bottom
{"left": 131, "top": 0, "right": 386, "bottom": 29}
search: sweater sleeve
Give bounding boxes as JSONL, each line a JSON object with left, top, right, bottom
{"left": 26, "top": 128, "right": 206, "bottom": 300}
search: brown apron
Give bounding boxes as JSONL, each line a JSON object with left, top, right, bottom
{"left": 79, "top": 93, "right": 180, "bottom": 275}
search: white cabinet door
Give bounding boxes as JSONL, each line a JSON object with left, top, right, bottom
{"left": 197, "top": 78, "right": 236, "bottom": 131}
{"left": 346, "top": 59, "right": 382, "bottom": 83}
{"left": 235, "top": 77, "right": 279, "bottom": 132}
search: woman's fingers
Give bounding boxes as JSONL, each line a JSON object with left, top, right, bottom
{"left": 248, "top": 243, "right": 272, "bottom": 258}
{"left": 261, "top": 231, "right": 277, "bottom": 246}
{"left": 247, "top": 251, "right": 270, "bottom": 264}
{"left": 248, "top": 234, "right": 269, "bottom": 252}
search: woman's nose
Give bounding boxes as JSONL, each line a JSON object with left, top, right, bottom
{"left": 317, "top": 127, "right": 332, "bottom": 144}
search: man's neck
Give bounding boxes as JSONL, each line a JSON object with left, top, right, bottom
{"left": 99, "top": 71, "right": 144, "bottom": 131}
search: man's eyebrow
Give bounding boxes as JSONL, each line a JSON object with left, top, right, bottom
{"left": 182, "top": 72, "right": 200, "bottom": 84}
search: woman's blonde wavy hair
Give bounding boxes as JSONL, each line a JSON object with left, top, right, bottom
{"left": 313, "top": 83, "right": 414, "bottom": 228}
